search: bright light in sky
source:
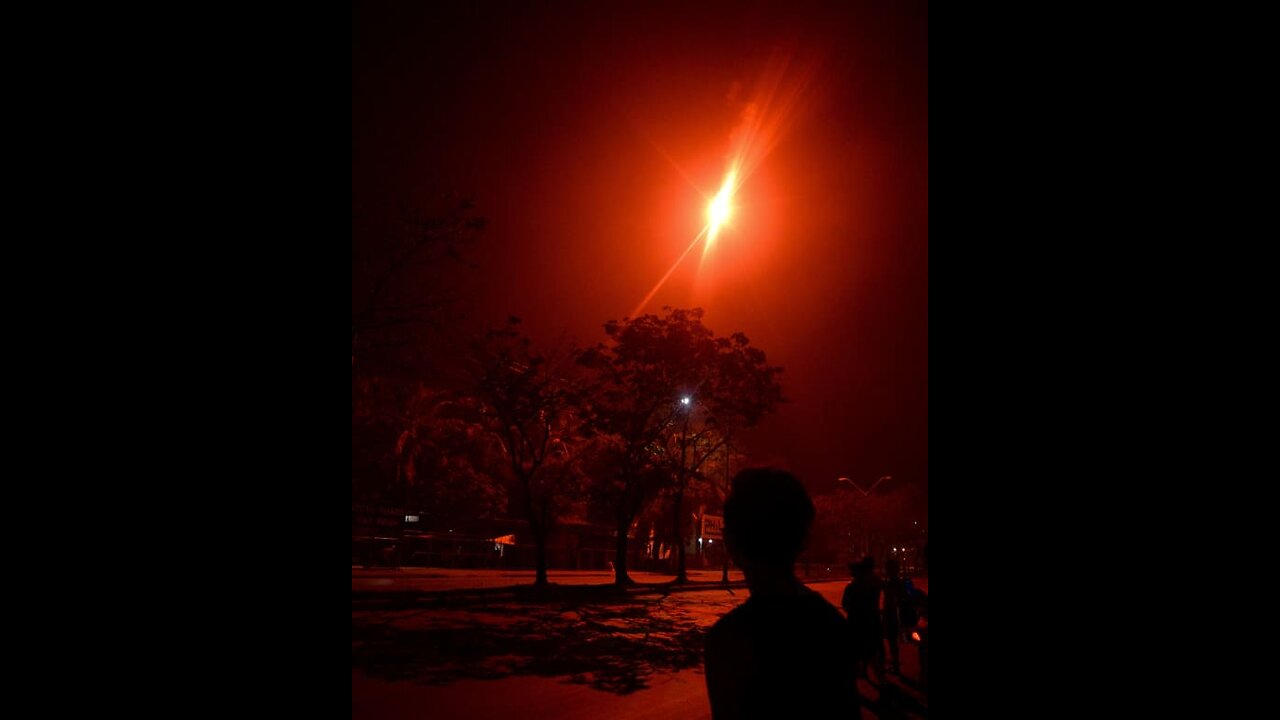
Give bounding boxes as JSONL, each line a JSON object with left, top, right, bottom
{"left": 631, "top": 54, "right": 809, "bottom": 318}
{"left": 706, "top": 169, "right": 737, "bottom": 242}
{"left": 709, "top": 193, "right": 730, "bottom": 228}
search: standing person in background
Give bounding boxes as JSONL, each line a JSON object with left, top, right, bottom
{"left": 882, "top": 558, "right": 904, "bottom": 675}
{"left": 842, "top": 556, "right": 885, "bottom": 684}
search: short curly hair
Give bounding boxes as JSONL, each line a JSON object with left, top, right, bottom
{"left": 722, "top": 467, "right": 815, "bottom": 565}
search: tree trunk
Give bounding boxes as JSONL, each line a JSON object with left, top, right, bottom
{"left": 521, "top": 474, "right": 549, "bottom": 587}
{"left": 613, "top": 519, "right": 633, "bottom": 586}
{"left": 673, "top": 489, "right": 688, "bottom": 584}
{"left": 534, "top": 526, "right": 549, "bottom": 586}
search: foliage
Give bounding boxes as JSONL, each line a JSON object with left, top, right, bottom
{"left": 578, "top": 307, "right": 783, "bottom": 583}
{"left": 472, "top": 317, "right": 592, "bottom": 584}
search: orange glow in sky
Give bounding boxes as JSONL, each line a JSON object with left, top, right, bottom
{"left": 630, "top": 51, "right": 818, "bottom": 319}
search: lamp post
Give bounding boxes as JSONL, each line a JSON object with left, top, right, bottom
{"left": 836, "top": 475, "right": 892, "bottom": 559}
{"left": 839, "top": 474, "right": 890, "bottom": 497}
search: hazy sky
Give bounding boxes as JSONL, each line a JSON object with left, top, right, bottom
{"left": 353, "top": 1, "right": 927, "bottom": 503}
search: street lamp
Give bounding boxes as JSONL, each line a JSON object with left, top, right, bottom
{"left": 836, "top": 475, "right": 892, "bottom": 496}
{"left": 835, "top": 475, "right": 892, "bottom": 561}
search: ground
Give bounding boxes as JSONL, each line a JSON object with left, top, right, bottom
{"left": 353, "top": 568, "right": 928, "bottom": 719}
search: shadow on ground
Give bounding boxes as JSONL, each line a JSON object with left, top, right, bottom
{"left": 352, "top": 585, "right": 710, "bottom": 694}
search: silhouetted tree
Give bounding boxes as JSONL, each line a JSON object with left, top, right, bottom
{"left": 351, "top": 377, "right": 504, "bottom": 525}
{"left": 351, "top": 196, "right": 485, "bottom": 374}
{"left": 811, "top": 482, "right": 923, "bottom": 567}
{"left": 472, "top": 318, "right": 591, "bottom": 586}
{"left": 579, "top": 307, "right": 783, "bottom": 585}
{"left": 352, "top": 196, "right": 487, "bottom": 513}
{"left": 662, "top": 324, "right": 783, "bottom": 582}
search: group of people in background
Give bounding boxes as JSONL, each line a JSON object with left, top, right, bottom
{"left": 842, "top": 555, "right": 926, "bottom": 687}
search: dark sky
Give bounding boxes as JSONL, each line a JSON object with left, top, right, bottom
{"left": 353, "top": 1, "right": 927, "bottom": 504}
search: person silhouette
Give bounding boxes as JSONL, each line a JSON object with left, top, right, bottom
{"left": 704, "top": 468, "right": 860, "bottom": 720}
{"left": 842, "top": 556, "right": 885, "bottom": 684}
{"left": 882, "top": 557, "right": 904, "bottom": 675}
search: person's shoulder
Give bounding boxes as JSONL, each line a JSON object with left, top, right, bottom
{"left": 798, "top": 587, "right": 846, "bottom": 619}
{"left": 797, "top": 584, "right": 833, "bottom": 601}
{"left": 708, "top": 602, "right": 751, "bottom": 638}
{"left": 707, "top": 603, "right": 756, "bottom": 659}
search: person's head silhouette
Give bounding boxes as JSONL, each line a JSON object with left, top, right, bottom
{"left": 707, "top": 467, "right": 861, "bottom": 719}
{"left": 723, "top": 467, "right": 814, "bottom": 591}
{"left": 850, "top": 555, "right": 875, "bottom": 580}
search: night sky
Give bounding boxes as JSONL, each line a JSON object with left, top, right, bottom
{"left": 353, "top": 2, "right": 927, "bottom": 505}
